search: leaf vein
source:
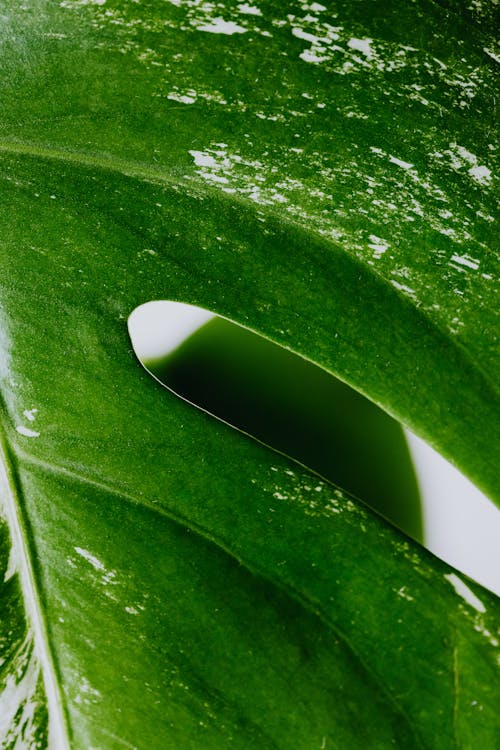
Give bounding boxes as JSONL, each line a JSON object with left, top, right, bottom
{"left": 14, "top": 447, "right": 427, "bottom": 748}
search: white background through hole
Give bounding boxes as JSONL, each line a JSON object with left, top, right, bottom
{"left": 405, "top": 431, "right": 499, "bottom": 596}
{"left": 129, "top": 301, "right": 500, "bottom": 597}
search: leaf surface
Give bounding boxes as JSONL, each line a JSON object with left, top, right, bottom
{"left": 0, "top": 1, "right": 498, "bottom": 747}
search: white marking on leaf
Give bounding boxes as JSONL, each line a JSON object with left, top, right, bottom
{"left": 445, "top": 573, "right": 486, "bottom": 613}
{"left": 347, "top": 38, "right": 374, "bottom": 58}
{"left": 16, "top": 426, "right": 40, "bottom": 438}
{"left": 238, "top": 3, "right": 262, "bottom": 16}
{"left": 450, "top": 254, "right": 480, "bottom": 270}
{"left": 468, "top": 164, "right": 491, "bottom": 185}
{"left": 196, "top": 18, "right": 247, "bottom": 35}
{"left": 389, "top": 155, "right": 414, "bottom": 170}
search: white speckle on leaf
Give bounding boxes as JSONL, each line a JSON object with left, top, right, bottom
{"left": 189, "top": 150, "right": 218, "bottom": 168}
{"left": 396, "top": 586, "right": 414, "bottom": 602}
{"left": 16, "top": 426, "right": 40, "bottom": 438}
{"left": 299, "top": 48, "right": 329, "bottom": 64}
{"left": 238, "top": 3, "right": 262, "bottom": 15}
{"left": 75, "top": 547, "right": 106, "bottom": 572}
{"left": 454, "top": 145, "right": 477, "bottom": 165}
{"left": 445, "top": 573, "right": 486, "bottom": 613}
{"left": 273, "top": 491, "right": 288, "bottom": 500}
{"left": 23, "top": 408, "right": 38, "bottom": 422}
{"left": 74, "top": 548, "right": 119, "bottom": 587}
{"left": 368, "top": 235, "right": 389, "bottom": 258}
{"left": 196, "top": 18, "right": 247, "bottom": 35}
{"left": 167, "top": 92, "right": 196, "bottom": 104}
{"left": 436, "top": 144, "right": 492, "bottom": 184}
{"left": 390, "top": 281, "right": 416, "bottom": 298}
{"left": 451, "top": 254, "right": 480, "bottom": 270}
{"left": 292, "top": 27, "right": 321, "bottom": 43}
{"left": 483, "top": 47, "right": 500, "bottom": 64}
{"left": 389, "top": 155, "right": 414, "bottom": 170}
{"left": 74, "top": 676, "right": 102, "bottom": 706}
{"left": 468, "top": 164, "right": 491, "bottom": 185}
{"left": 347, "top": 37, "right": 374, "bottom": 58}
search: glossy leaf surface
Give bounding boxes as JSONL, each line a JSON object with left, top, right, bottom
{"left": 0, "top": 0, "right": 498, "bottom": 747}
{"left": 129, "top": 300, "right": 423, "bottom": 539}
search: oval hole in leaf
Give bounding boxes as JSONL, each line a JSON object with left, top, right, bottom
{"left": 128, "top": 301, "right": 423, "bottom": 542}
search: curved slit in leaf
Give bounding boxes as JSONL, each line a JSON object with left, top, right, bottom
{"left": 128, "top": 300, "right": 423, "bottom": 542}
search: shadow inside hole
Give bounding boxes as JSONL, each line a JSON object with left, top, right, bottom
{"left": 129, "top": 302, "right": 423, "bottom": 542}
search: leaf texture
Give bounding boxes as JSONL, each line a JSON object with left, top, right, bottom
{"left": 0, "top": 1, "right": 498, "bottom": 747}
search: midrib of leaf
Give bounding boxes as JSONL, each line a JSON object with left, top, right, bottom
{"left": 15, "top": 447, "right": 424, "bottom": 747}
{"left": 0, "top": 409, "right": 70, "bottom": 749}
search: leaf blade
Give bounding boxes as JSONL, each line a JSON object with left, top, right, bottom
{"left": 0, "top": 0, "right": 499, "bottom": 746}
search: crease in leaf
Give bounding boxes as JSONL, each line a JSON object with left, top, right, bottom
{"left": 128, "top": 300, "right": 423, "bottom": 542}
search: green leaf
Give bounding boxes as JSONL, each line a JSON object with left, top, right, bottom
{"left": 130, "top": 302, "right": 424, "bottom": 540}
{"left": 0, "top": 1, "right": 498, "bottom": 747}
